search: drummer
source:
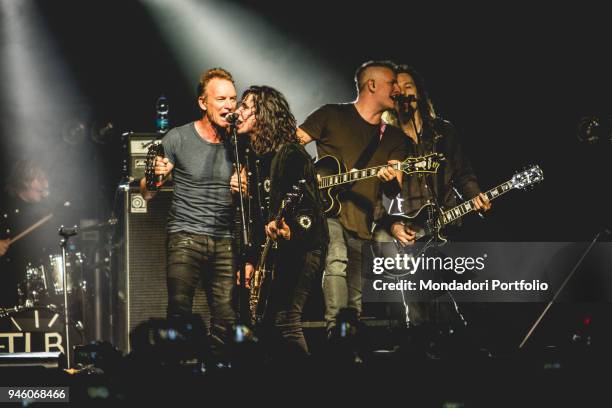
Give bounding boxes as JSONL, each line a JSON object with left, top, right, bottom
{"left": 0, "top": 159, "right": 74, "bottom": 307}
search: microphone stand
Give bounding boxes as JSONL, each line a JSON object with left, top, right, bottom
{"left": 229, "top": 121, "right": 251, "bottom": 327}
{"left": 59, "top": 225, "right": 78, "bottom": 369}
{"left": 518, "top": 229, "right": 606, "bottom": 349}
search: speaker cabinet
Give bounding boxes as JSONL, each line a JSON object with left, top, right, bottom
{"left": 125, "top": 132, "right": 159, "bottom": 182}
{"left": 116, "top": 188, "right": 209, "bottom": 352}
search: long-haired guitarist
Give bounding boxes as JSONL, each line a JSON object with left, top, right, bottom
{"left": 375, "top": 64, "right": 491, "bottom": 327}
{"left": 231, "top": 85, "right": 328, "bottom": 354}
{"left": 296, "top": 60, "right": 409, "bottom": 334}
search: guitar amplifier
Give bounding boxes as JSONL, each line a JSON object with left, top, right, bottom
{"left": 125, "top": 132, "right": 163, "bottom": 182}
{"left": 115, "top": 187, "right": 210, "bottom": 353}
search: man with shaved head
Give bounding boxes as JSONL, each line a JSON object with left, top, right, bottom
{"left": 298, "top": 60, "right": 408, "bottom": 333}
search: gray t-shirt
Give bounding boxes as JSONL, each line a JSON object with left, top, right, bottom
{"left": 162, "top": 122, "right": 233, "bottom": 237}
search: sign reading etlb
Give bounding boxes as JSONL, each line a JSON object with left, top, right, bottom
{"left": 0, "top": 306, "right": 67, "bottom": 354}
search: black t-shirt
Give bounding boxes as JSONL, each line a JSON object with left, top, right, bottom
{"left": 388, "top": 118, "right": 480, "bottom": 215}
{"left": 300, "top": 103, "right": 408, "bottom": 238}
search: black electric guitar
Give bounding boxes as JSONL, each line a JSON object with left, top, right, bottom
{"left": 391, "top": 165, "right": 544, "bottom": 252}
{"left": 250, "top": 181, "right": 305, "bottom": 326}
{"left": 315, "top": 153, "right": 441, "bottom": 216}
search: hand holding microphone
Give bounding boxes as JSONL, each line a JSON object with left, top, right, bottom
{"left": 154, "top": 156, "right": 173, "bottom": 186}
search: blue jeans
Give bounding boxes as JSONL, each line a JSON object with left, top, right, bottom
{"left": 322, "top": 218, "right": 365, "bottom": 331}
{"left": 372, "top": 227, "right": 463, "bottom": 327}
{"left": 166, "top": 231, "right": 236, "bottom": 347}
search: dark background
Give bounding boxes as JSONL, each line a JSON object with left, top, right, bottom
{"left": 0, "top": 1, "right": 610, "bottom": 351}
{"left": 1, "top": 0, "right": 609, "bottom": 239}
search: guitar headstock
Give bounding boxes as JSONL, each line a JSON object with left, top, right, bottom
{"left": 511, "top": 165, "right": 544, "bottom": 190}
{"left": 401, "top": 153, "right": 443, "bottom": 175}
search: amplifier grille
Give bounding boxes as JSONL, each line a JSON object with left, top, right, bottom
{"left": 118, "top": 189, "right": 209, "bottom": 352}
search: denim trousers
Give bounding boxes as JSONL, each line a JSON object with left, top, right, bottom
{"left": 322, "top": 218, "right": 365, "bottom": 331}
{"left": 166, "top": 231, "right": 236, "bottom": 347}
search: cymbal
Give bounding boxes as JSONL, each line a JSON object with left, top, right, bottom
{"left": 79, "top": 218, "right": 118, "bottom": 232}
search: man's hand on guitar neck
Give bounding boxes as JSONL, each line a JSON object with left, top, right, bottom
{"left": 377, "top": 160, "right": 403, "bottom": 196}
{"left": 391, "top": 222, "right": 416, "bottom": 246}
{"left": 266, "top": 219, "right": 291, "bottom": 241}
{"left": 377, "top": 160, "right": 401, "bottom": 182}
{"left": 472, "top": 193, "right": 492, "bottom": 212}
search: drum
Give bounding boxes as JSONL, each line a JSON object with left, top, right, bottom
{"left": 48, "top": 252, "right": 83, "bottom": 295}
{"left": 0, "top": 305, "right": 82, "bottom": 354}
{"left": 19, "top": 264, "right": 48, "bottom": 305}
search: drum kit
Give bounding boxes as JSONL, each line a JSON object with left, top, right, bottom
{"left": 1, "top": 233, "right": 85, "bottom": 362}
{"left": 18, "top": 252, "right": 84, "bottom": 307}
{"left": 1, "top": 217, "right": 116, "bottom": 366}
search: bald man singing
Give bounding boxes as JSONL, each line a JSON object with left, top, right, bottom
{"left": 297, "top": 60, "right": 408, "bottom": 333}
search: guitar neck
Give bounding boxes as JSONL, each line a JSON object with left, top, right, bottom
{"left": 440, "top": 180, "right": 514, "bottom": 226}
{"left": 318, "top": 163, "right": 400, "bottom": 188}
{"left": 260, "top": 195, "right": 296, "bottom": 262}
{"left": 259, "top": 214, "right": 282, "bottom": 266}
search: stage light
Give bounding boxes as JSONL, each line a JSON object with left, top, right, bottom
{"left": 0, "top": 0, "right": 84, "bottom": 154}
{"left": 577, "top": 115, "right": 612, "bottom": 144}
{"left": 327, "top": 307, "right": 369, "bottom": 365}
{"left": 91, "top": 121, "right": 116, "bottom": 145}
{"left": 140, "top": 0, "right": 353, "bottom": 156}
{"left": 129, "top": 314, "right": 210, "bottom": 365}
{"left": 62, "top": 120, "right": 87, "bottom": 146}
{"left": 74, "top": 341, "right": 123, "bottom": 374}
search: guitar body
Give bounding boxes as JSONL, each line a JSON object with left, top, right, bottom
{"left": 386, "top": 164, "right": 544, "bottom": 256}
{"left": 251, "top": 261, "right": 274, "bottom": 326}
{"left": 405, "top": 202, "right": 447, "bottom": 243}
{"left": 249, "top": 182, "right": 306, "bottom": 326}
{"left": 391, "top": 202, "right": 447, "bottom": 258}
{"left": 376, "top": 165, "right": 544, "bottom": 282}
{"left": 314, "top": 155, "right": 346, "bottom": 216}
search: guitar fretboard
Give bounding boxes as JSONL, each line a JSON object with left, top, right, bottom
{"left": 441, "top": 180, "right": 514, "bottom": 225}
{"left": 318, "top": 163, "right": 402, "bottom": 188}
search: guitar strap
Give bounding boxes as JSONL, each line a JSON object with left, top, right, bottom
{"left": 351, "top": 123, "right": 386, "bottom": 172}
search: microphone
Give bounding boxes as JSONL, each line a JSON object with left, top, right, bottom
{"left": 392, "top": 94, "right": 415, "bottom": 103}
{"left": 225, "top": 112, "right": 241, "bottom": 124}
{"left": 397, "top": 94, "right": 416, "bottom": 107}
{"left": 152, "top": 140, "right": 165, "bottom": 188}
{"left": 395, "top": 94, "right": 416, "bottom": 118}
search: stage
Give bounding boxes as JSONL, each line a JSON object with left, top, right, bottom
{"left": 0, "top": 1, "right": 610, "bottom": 405}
